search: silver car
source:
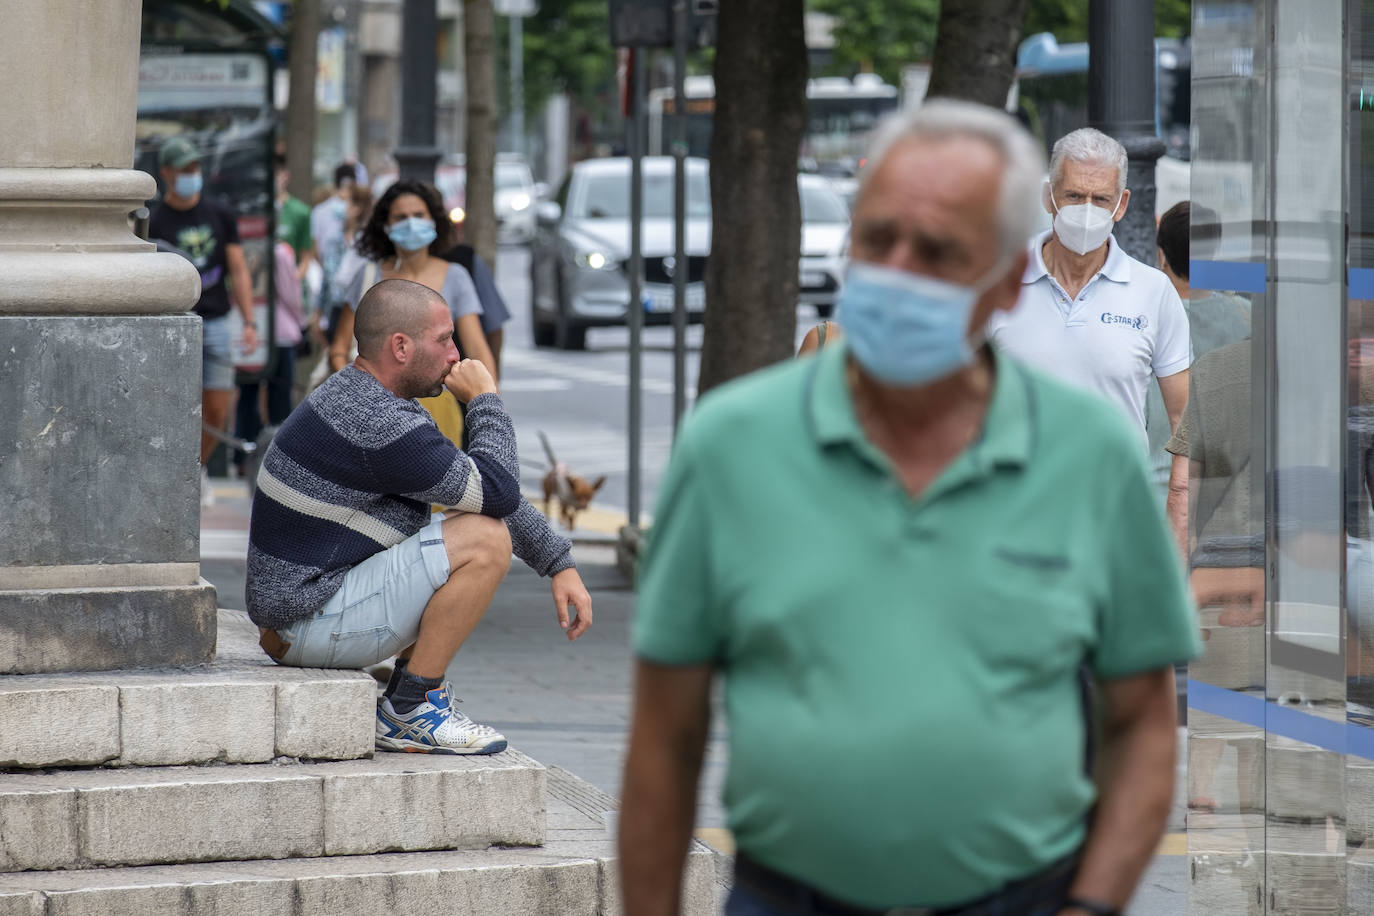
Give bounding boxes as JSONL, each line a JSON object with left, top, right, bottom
{"left": 530, "top": 156, "right": 711, "bottom": 350}
{"left": 797, "top": 173, "right": 851, "bottom": 318}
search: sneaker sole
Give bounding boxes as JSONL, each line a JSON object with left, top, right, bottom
{"left": 375, "top": 735, "right": 509, "bottom": 755}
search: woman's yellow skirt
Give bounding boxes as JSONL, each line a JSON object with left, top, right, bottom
{"left": 417, "top": 392, "right": 465, "bottom": 513}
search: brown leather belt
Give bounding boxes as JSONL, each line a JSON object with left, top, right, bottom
{"left": 258, "top": 627, "right": 291, "bottom": 661}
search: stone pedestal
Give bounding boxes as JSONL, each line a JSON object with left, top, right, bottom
{"left": 0, "top": 1, "right": 210, "bottom": 672}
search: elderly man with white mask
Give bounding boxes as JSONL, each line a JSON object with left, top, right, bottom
{"left": 618, "top": 102, "right": 1198, "bottom": 916}
{"left": 988, "top": 128, "right": 1191, "bottom": 550}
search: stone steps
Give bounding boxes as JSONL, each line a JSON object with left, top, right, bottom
{"left": 0, "top": 610, "right": 377, "bottom": 770}
{"left": 0, "top": 666, "right": 377, "bottom": 769}
{"left": 0, "top": 766, "right": 718, "bottom": 916}
{"left": 0, "top": 610, "right": 720, "bottom": 913}
{"left": 0, "top": 752, "right": 545, "bottom": 871}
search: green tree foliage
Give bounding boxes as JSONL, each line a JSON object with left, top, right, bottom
{"left": 1024, "top": 0, "right": 1191, "bottom": 42}
{"left": 496, "top": 0, "right": 618, "bottom": 117}
{"left": 814, "top": 0, "right": 1192, "bottom": 83}
{"left": 809, "top": 0, "right": 939, "bottom": 84}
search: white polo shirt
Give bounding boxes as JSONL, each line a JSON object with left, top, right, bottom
{"left": 988, "top": 230, "right": 1190, "bottom": 437}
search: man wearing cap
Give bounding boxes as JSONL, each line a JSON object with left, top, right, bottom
{"left": 148, "top": 136, "right": 259, "bottom": 496}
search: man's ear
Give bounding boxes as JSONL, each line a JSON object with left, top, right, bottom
{"left": 1113, "top": 188, "right": 1131, "bottom": 221}
{"left": 390, "top": 332, "right": 410, "bottom": 362}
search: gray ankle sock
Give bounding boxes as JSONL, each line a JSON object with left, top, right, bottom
{"left": 383, "top": 658, "right": 409, "bottom": 698}
{"left": 390, "top": 670, "right": 443, "bottom": 715}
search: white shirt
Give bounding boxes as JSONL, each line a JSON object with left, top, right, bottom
{"left": 988, "top": 230, "right": 1191, "bottom": 437}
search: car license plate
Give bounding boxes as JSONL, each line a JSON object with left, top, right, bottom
{"left": 644, "top": 285, "right": 705, "bottom": 313}
{"left": 799, "top": 271, "right": 825, "bottom": 288}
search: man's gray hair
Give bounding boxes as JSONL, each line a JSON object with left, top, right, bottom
{"left": 858, "top": 99, "right": 1047, "bottom": 261}
{"left": 1048, "top": 127, "right": 1127, "bottom": 194}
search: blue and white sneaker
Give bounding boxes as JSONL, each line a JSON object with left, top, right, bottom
{"left": 375, "top": 683, "right": 508, "bottom": 755}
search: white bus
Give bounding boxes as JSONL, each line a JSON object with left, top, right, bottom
{"left": 647, "top": 73, "right": 900, "bottom": 172}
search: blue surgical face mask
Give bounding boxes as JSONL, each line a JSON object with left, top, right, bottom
{"left": 387, "top": 216, "right": 438, "bottom": 252}
{"left": 834, "top": 260, "right": 1005, "bottom": 387}
{"left": 173, "top": 171, "right": 203, "bottom": 199}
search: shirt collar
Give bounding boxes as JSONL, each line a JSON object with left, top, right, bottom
{"left": 806, "top": 342, "right": 1034, "bottom": 471}
{"left": 1023, "top": 229, "right": 1133, "bottom": 285}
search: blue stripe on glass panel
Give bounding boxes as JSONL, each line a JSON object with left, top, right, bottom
{"left": 1190, "top": 260, "right": 1266, "bottom": 294}
{"left": 1350, "top": 268, "right": 1374, "bottom": 299}
{"left": 1187, "top": 678, "right": 1374, "bottom": 760}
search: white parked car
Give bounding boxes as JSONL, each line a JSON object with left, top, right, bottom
{"left": 494, "top": 157, "right": 537, "bottom": 245}
{"left": 797, "top": 173, "right": 850, "bottom": 318}
{"left": 529, "top": 156, "right": 711, "bottom": 350}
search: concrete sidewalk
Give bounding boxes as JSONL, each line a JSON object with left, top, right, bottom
{"left": 202, "top": 477, "right": 1185, "bottom": 914}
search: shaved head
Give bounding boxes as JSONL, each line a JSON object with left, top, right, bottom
{"left": 354, "top": 278, "right": 447, "bottom": 359}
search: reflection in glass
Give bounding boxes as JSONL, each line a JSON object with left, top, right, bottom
{"left": 1267, "top": 0, "right": 1346, "bottom": 911}
{"left": 1187, "top": 2, "right": 1270, "bottom": 912}
{"left": 1349, "top": 2, "right": 1374, "bottom": 909}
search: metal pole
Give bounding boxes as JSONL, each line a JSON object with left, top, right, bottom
{"left": 510, "top": 13, "right": 525, "bottom": 159}
{"left": 395, "top": 0, "right": 442, "bottom": 183}
{"left": 627, "top": 48, "right": 645, "bottom": 529}
{"left": 1087, "top": 0, "right": 1163, "bottom": 264}
{"left": 670, "top": 0, "right": 688, "bottom": 433}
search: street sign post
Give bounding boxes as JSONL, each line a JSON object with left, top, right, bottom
{"left": 396, "top": 0, "right": 441, "bottom": 184}
{"left": 493, "top": 0, "right": 534, "bottom": 161}
{"left": 628, "top": 49, "right": 645, "bottom": 529}
{"left": 608, "top": 0, "right": 717, "bottom": 529}
{"left": 670, "top": 0, "right": 688, "bottom": 434}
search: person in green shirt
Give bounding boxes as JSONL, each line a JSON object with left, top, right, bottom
{"left": 618, "top": 100, "right": 1200, "bottom": 916}
{"left": 274, "top": 154, "right": 314, "bottom": 276}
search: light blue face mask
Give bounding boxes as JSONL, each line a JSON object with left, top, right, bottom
{"left": 834, "top": 260, "right": 1006, "bottom": 387}
{"left": 174, "top": 171, "right": 203, "bottom": 199}
{"left": 387, "top": 216, "right": 438, "bottom": 252}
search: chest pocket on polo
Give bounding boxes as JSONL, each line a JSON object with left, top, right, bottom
{"left": 960, "top": 543, "right": 1094, "bottom": 683}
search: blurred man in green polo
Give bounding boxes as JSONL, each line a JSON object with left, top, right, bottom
{"left": 619, "top": 100, "right": 1200, "bottom": 916}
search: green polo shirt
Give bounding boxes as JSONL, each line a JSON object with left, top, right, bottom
{"left": 276, "top": 195, "right": 313, "bottom": 263}
{"left": 633, "top": 343, "right": 1200, "bottom": 909}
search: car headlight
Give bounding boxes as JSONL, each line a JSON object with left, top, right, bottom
{"left": 449, "top": 206, "right": 466, "bottom": 224}
{"left": 575, "top": 251, "right": 619, "bottom": 271}
{"left": 509, "top": 193, "right": 531, "bottom": 212}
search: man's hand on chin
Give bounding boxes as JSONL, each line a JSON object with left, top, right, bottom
{"left": 551, "top": 568, "right": 593, "bottom": 641}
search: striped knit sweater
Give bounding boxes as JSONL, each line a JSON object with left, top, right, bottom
{"left": 246, "top": 366, "right": 573, "bottom": 628}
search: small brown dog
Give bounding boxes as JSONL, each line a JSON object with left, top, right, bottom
{"left": 542, "top": 463, "right": 606, "bottom": 531}
{"left": 537, "top": 431, "right": 605, "bottom": 531}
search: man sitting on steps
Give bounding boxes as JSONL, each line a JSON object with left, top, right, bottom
{"left": 246, "top": 278, "right": 593, "bottom": 755}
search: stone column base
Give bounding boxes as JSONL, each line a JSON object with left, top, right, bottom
{"left": 0, "top": 313, "right": 215, "bottom": 673}
{"left": 0, "top": 580, "right": 217, "bottom": 674}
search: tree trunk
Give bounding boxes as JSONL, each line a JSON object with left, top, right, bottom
{"left": 285, "top": 0, "right": 321, "bottom": 201}
{"left": 697, "top": 0, "right": 808, "bottom": 396}
{"left": 926, "top": 0, "right": 1029, "bottom": 107}
{"left": 464, "top": 0, "right": 498, "bottom": 268}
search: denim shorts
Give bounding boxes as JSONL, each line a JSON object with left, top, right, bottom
{"left": 273, "top": 515, "right": 451, "bottom": 668}
{"left": 202, "top": 315, "right": 237, "bottom": 391}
